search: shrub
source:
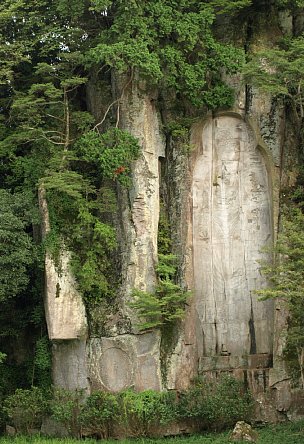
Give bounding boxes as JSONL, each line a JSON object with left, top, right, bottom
{"left": 118, "top": 389, "right": 177, "bottom": 436}
{"left": 79, "top": 391, "right": 119, "bottom": 438}
{"left": 178, "top": 374, "right": 254, "bottom": 431}
{"left": 130, "top": 254, "right": 191, "bottom": 330}
{"left": 50, "top": 387, "right": 85, "bottom": 438}
{"left": 4, "top": 387, "right": 49, "bottom": 434}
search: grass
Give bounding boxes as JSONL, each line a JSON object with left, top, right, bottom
{"left": 0, "top": 421, "right": 303, "bottom": 444}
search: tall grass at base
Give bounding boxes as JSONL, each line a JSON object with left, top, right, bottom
{"left": 0, "top": 420, "right": 303, "bottom": 444}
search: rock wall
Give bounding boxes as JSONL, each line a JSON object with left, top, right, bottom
{"left": 86, "top": 75, "right": 165, "bottom": 392}
{"left": 42, "top": 6, "right": 304, "bottom": 423}
{"left": 38, "top": 186, "right": 89, "bottom": 391}
{"left": 192, "top": 115, "right": 274, "bottom": 358}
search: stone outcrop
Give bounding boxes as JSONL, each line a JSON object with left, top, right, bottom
{"left": 230, "top": 421, "right": 259, "bottom": 442}
{"left": 192, "top": 115, "right": 274, "bottom": 358}
{"left": 38, "top": 186, "right": 89, "bottom": 391}
{"left": 88, "top": 332, "right": 161, "bottom": 392}
{"left": 44, "top": 250, "right": 87, "bottom": 341}
{"left": 86, "top": 75, "right": 165, "bottom": 392}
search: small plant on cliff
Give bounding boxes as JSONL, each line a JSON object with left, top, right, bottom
{"left": 130, "top": 254, "right": 191, "bottom": 330}
{"left": 243, "top": 36, "right": 304, "bottom": 129}
{"left": 50, "top": 387, "right": 85, "bottom": 438}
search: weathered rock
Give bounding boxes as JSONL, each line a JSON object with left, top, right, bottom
{"left": 254, "top": 393, "right": 285, "bottom": 424}
{"left": 44, "top": 250, "right": 88, "bottom": 340}
{"left": 192, "top": 115, "right": 274, "bottom": 357}
{"left": 52, "top": 339, "right": 89, "bottom": 391}
{"left": 85, "top": 75, "right": 164, "bottom": 391}
{"left": 38, "top": 185, "right": 88, "bottom": 391}
{"left": 38, "top": 185, "right": 88, "bottom": 341}
{"left": 87, "top": 331, "right": 161, "bottom": 392}
{"left": 5, "top": 425, "right": 16, "bottom": 437}
{"left": 115, "top": 76, "right": 165, "bottom": 319}
{"left": 230, "top": 421, "right": 259, "bottom": 442}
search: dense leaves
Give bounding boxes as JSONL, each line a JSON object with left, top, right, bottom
{"left": 86, "top": 0, "right": 246, "bottom": 108}
{"left": 243, "top": 37, "right": 304, "bottom": 124}
{"left": 257, "top": 204, "right": 304, "bottom": 386}
{"left": 0, "top": 190, "right": 35, "bottom": 302}
{"left": 130, "top": 254, "right": 191, "bottom": 330}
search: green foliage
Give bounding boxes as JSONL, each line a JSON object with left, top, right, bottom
{"left": 0, "top": 190, "right": 35, "bottom": 302}
{"left": 276, "top": 0, "right": 304, "bottom": 7}
{"left": 0, "top": 420, "right": 303, "bottom": 443}
{"left": 79, "top": 391, "right": 119, "bottom": 438}
{"left": 1, "top": 379, "right": 254, "bottom": 438}
{"left": 50, "top": 387, "right": 85, "bottom": 438}
{"left": 257, "top": 204, "right": 304, "bottom": 386}
{"left": 210, "top": 0, "right": 252, "bottom": 13}
{"left": 118, "top": 389, "right": 177, "bottom": 437}
{"left": 178, "top": 375, "right": 254, "bottom": 431}
{"left": 243, "top": 36, "right": 304, "bottom": 124}
{"left": 85, "top": 1, "right": 246, "bottom": 109}
{"left": 130, "top": 254, "right": 191, "bottom": 330}
{"left": 76, "top": 128, "right": 140, "bottom": 187}
{"left": 32, "top": 336, "right": 52, "bottom": 389}
{"left": 4, "top": 387, "right": 49, "bottom": 433}
{"left": 158, "top": 203, "right": 172, "bottom": 255}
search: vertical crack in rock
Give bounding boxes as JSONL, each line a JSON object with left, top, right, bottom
{"left": 249, "top": 298, "right": 257, "bottom": 355}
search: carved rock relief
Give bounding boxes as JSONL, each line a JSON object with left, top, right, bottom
{"left": 193, "top": 115, "right": 274, "bottom": 358}
{"left": 87, "top": 332, "right": 161, "bottom": 392}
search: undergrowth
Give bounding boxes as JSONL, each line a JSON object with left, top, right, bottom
{"left": 0, "top": 420, "right": 303, "bottom": 443}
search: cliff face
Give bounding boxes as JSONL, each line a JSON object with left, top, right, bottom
{"left": 44, "top": 3, "right": 304, "bottom": 422}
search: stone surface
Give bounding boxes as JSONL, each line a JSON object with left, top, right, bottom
{"left": 230, "top": 421, "right": 259, "bottom": 442}
{"left": 52, "top": 339, "right": 89, "bottom": 391}
{"left": 38, "top": 185, "right": 88, "bottom": 342}
{"left": 44, "top": 251, "right": 88, "bottom": 340}
{"left": 5, "top": 425, "right": 16, "bottom": 437}
{"left": 192, "top": 115, "right": 274, "bottom": 358}
{"left": 87, "top": 331, "right": 161, "bottom": 392}
{"left": 116, "top": 77, "right": 165, "bottom": 318}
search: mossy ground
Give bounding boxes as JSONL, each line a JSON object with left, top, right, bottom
{"left": 0, "top": 420, "right": 303, "bottom": 444}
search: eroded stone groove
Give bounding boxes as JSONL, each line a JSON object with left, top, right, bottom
{"left": 193, "top": 115, "right": 274, "bottom": 358}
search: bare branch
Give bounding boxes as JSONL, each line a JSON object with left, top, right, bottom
{"left": 92, "top": 98, "right": 120, "bottom": 132}
{"left": 93, "top": 71, "right": 134, "bottom": 132}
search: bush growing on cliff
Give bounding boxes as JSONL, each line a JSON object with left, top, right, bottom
{"left": 79, "top": 391, "right": 119, "bottom": 438}
{"left": 2, "top": 376, "right": 254, "bottom": 437}
{"left": 130, "top": 254, "right": 191, "bottom": 330}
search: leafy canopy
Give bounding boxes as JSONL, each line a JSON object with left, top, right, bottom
{"left": 243, "top": 37, "right": 304, "bottom": 122}
{"left": 0, "top": 190, "right": 35, "bottom": 302}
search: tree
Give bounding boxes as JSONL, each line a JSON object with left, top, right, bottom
{"left": 243, "top": 37, "right": 304, "bottom": 127}
{"left": 257, "top": 204, "right": 304, "bottom": 387}
{"left": 0, "top": 190, "right": 35, "bottom": 302}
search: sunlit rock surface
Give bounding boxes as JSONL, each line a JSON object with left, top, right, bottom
{"left": 192, "top": 115, "right": 274, "bottom": 358}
